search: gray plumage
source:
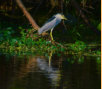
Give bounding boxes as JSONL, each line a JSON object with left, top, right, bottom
{"left": 38, "top": 13, "right": 64, "bottom": 34}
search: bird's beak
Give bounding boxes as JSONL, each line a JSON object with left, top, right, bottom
{"left": 62, "top": 15, "right": 67, "bottom": 20}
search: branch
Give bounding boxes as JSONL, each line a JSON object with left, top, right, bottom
{"left": 71, "top": 0, "right": 100, "bottom": 34}
{"left": 16, "top": 0, "right": 40, "bottom": 30}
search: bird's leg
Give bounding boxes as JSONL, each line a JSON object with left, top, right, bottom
{"left": 50, "top": 28, "right": 54, "bottom": 41}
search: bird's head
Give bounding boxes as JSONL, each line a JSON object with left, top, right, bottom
{"left": 54, "top": 13, "right": 67, "bottom": 20}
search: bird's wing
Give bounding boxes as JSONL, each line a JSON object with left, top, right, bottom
{"left": 38, "top": 18, "right": 61, "bottom": 34}
{"left": 38, "top": 18, "right": 56, "bottom": 34}
{"left": 44, "top": 16, "right": 55, "bottom": 24}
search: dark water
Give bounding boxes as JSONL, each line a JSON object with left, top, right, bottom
{"left": 0, "top": 52, "right": 101, "bottom": 89}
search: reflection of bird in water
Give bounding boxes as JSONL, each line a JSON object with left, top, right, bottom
{"left": 37, "top": 58, "right": 61, "bottom": 87}
{"left": 38, "top": 13, "right": 67, "bottom": 41}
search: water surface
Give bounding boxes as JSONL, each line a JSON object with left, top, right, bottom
{"left": 0, "top": 52, "right": 101, "bottom": 89}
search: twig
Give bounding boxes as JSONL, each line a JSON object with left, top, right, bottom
{"left": 71, "top": 0, "right": 100, "bottom": 34}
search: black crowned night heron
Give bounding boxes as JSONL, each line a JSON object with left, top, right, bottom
{"left": 38, "top": 13, "right": 67, "bottom": 41}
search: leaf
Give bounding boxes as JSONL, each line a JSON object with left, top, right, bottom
{"left": 7, "top": 27, "right": 12, "bottom": 30}
{"left": 97, "top": 23, "right": 101, "bottom": 31}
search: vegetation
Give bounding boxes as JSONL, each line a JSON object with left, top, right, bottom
{"left": 0, "top": 0, "right": 101, "bottom": 56}
{"left": 0, "top": 1, "right": 101, "bottom": 89}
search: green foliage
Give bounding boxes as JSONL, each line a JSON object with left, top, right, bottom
{"left": 70, "top": 41, "right": 86, "bottom": 52}
{"left": 97, "top": 23, "right": 101, "bottom": 31}
{"left": 67, "top": 55, "right": 84, "bottom": 64}
{"left": 0, "top": 24, "right": 100, "bottom": 57}
{"left": 0, "top": 9, "right": 101, "bottom": 56}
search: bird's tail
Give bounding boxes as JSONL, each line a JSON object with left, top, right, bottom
{"left": 38, "top": 28, "right": 42, "bottom": 35}
{"left": 38, "top": 27, "right": 46, "bottom": 34}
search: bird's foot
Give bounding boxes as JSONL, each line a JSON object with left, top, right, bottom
{"left": 51, "top": 39, "right": 56, "bottom": 45}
